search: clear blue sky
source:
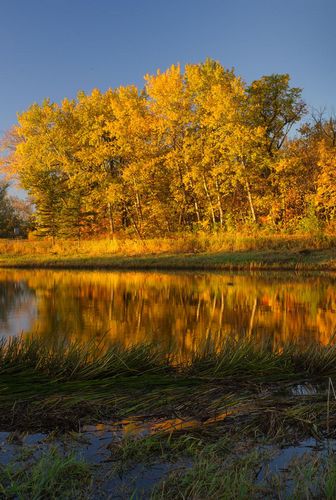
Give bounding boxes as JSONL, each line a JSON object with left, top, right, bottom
{"left": 0, "top": 0, "right": 335, "bottom": 134}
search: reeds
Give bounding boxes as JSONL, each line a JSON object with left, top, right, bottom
{"left": 3, "top": 336, "right": 336, "bottom": 383}
{"left": 2, "top": 335, "right": 336, "bottom": 433}
{"left": 0, "top": 336, "right": 168, "bottom": 380}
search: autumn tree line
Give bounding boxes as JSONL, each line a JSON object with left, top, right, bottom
{"left": 1, "top": 59, "right": 336, "bottom": 239}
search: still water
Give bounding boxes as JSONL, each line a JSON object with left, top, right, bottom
{"left": 1, "top": 269, "right": 336, "bottom": 356}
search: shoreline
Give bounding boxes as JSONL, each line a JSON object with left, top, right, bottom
{"left": 1, "top": 335, "right": 336, "bottom": 497}
{"left": 0, "top": 336, "right": 335, "bottom": 433}
{"left": 1, "top": 247, "right": 336, "bottom": 271}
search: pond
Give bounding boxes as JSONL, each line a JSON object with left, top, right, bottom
{"left": 1, "top": 269, "right": 336, "bottom": 357}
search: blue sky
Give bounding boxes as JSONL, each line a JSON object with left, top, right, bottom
{"left": 0, "top": 0, "right": 335, "bottom": 134}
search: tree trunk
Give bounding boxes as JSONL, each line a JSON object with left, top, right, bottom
{"left": 133, "top": 177, "right": 143, "bottom": 226}
{"left": 178, "top": 205, "right": 185, "bottom": 228}
{"left": 203, "top": 174, "right": 216, "bottom": 226}
{"left": 215, "top": 177, "right": 224, "bottom": 228}
{"left": 130, "top": 213, "right": 142, "bottom": 239}
{"left": 245, "top": 178, "right": 257, "bottom": 223}
{"left": 194, "top": 199, "right": 201, "bottom": 223}
{"left": 126, "top": 206, "right": 143, "bottom": 240}
{"left": 190, "top": 179, "right": 201, "bottom": 223}
{"left": 107, "top": 202, "right": 115, "bottom": 238}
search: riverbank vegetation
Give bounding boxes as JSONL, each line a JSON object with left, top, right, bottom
{"left": 1, "top": 59, "right": 336, "bottom": 243}
{"left": 0, "top": 447, "right": 92, "bottom": 499}
{"left": 2, "top": 336, "right": 336, "bottom": 497}
{"left": 0, "top": 233, "right": 336, "bottom": 270}
{"left": 1, "top": 335, "right": 336, "bottom": 432}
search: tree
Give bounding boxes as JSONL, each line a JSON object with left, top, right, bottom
{"left": 247, "top": 74, "right": 307, "bottom": 156}
{"left": 0, "top": 182, "right": 32, "bottom": 237}
{"left": 3, "top": 60, "right": 331, "bottom": 237}
{"left": 316, "top": 139, "right": 336, "bottom": 220}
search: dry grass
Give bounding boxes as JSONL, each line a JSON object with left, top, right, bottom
{"left": 1, "top": 233, "right": 336, "bottom": 271}
{"left": 1, "top": 232, "right": 336, "bottom": 258}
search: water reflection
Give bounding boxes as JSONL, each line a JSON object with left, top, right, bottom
{"left": 0, "top": 279, "right": 36, "bottom": 337}
{"left": 0, "top": 270, "right": 336, "bottom": 356}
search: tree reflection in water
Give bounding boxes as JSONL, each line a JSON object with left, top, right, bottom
{"left": 1, "top": 269, "right": 336, "bottom": 359}
{"left": 0, "top": 278, "right": 36, "bottom": 336}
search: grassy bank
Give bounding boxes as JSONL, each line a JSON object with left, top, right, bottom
{"left": 2, "top": 336, "right": 336, "bottom": 497}
{"left": 1, "top": 234, "right": 336, "bottom": 270}
{"left": 1, "top": 335, "right": 336, "bottom": 433}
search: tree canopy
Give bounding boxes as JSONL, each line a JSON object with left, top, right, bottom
{"left": 2, "top": 59, "right": 335, "bottom": 238}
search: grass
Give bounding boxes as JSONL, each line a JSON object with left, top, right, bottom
{"left": 1, "top": 233, "right": 336, "bottom": 270}
{"left": 3, "top": 427, "right": 336, "bottom": 499}
{"left": 0, "top": 446, "right": 92, "bottom": 499}
{"left": 152, "top": 447, "right": 264, "bottom": 499}
{"left": 4, "top": 334, "right": 336, "bottom": 384}
{"left": 1, "top": 335, "right": 336, "bottom": 436}
{"left": 5, "top": 427, "right": 336, "bottom": 499}
{"left": 110, "top": 428, "right": 336, "bottom": 499}
{"left": 3, "top": 336, "right": 336, "bottom": 497}
{"left": 152, "top": 443, "right": 336, "bottom": 499}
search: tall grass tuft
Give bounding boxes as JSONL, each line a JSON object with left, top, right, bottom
{"left": 0, "top": 447, "right": 91, "bottom": 499}
{"left": 0, "top": 335, "right": 169, "bottom": 380}
{"left": 2, "top": 335, "right": 336, "bottom": 383}
{"left": 188, "top": 339, "right": 292, "bottom": 380}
